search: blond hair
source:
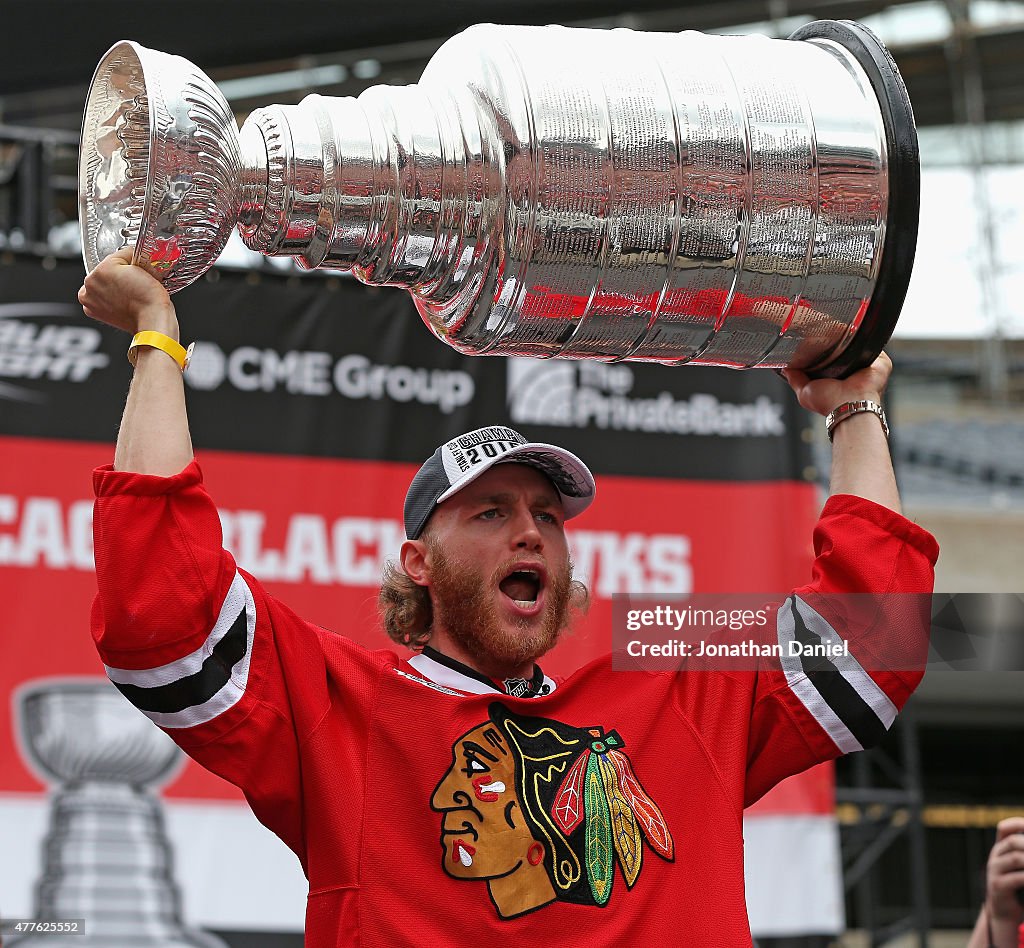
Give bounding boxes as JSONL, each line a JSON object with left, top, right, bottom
{"left": 378, "top": 559, "right": 434, "bottom": 650}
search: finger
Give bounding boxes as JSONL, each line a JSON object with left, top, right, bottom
{"left": 990, "top": 870, "right": 1024, "bottom": 897}
{"left": 996, "top": 818, "right": 1024, "bottom": 840}
{"left": 92, "top": 248, "right": 132, "bottom": 273}
{"left": 991, "top": 865, "right": 1024, "bottom": 892}
{"left": 997, "top": 827, "right": 1024, "bottom": 848}
{"left": 781, "top": 368, "right": 810, "bottom": 390}
{"left": 992, "top": 841, "right": 1024, "bottom": 868}
{"left": 991, "top": 845, "right": 1024, "bottom": 870}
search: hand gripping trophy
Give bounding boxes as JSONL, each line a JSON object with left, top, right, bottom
{"left": 79, "top": 20, "right": 918, "bottom": 377}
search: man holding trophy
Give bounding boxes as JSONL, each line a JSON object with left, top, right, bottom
{"left": 79, "top": 18, "right": 936, "bottom": 944}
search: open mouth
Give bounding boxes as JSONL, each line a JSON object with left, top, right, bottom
{"left": 498, "top": 568, "right": 544, "bottom": 612}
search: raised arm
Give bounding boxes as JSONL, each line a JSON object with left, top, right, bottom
{"left": 81, "top": 251, "right": 324, "bottom": 863}
{"left": 742, "top": 353, "right": 937, "bottom": 805}
{"left": 78, "top": 248, "right": 193, "bottom": 476}
{"left": 782, "top": 352, "right": 900, "bottom": 514}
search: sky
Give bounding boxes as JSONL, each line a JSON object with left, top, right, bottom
{"left": 899, "top": 165, "right": 1024, "bottom": 338}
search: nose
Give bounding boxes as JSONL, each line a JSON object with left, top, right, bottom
{"left": 431, "top": 767, "right": 457, "bottom": 810}
{"left": 509, "top": 504, "right": 543, "bottom": 551}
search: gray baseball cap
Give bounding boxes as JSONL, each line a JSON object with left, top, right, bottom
{"left": 403, "top": 425, "right": 596, "bottom": 539}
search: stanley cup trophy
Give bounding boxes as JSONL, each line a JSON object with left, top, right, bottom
{"left": 11, "top": 681, "right": 227, "bottom": 948}
{"left": 80, "top": 21, "right": 919, "bottom": 377}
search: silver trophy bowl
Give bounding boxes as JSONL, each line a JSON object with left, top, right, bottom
{"left": 20, "top": 679, "right": 181, "bottom": 784}
{"left": 80, "top": 21, "right": 919, "bottom": 377}
{"left": 79, "top": 42, "right": 243, "bottom": 293}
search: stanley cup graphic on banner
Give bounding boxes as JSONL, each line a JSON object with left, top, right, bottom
{"left": 79, "top": 20, "right": 919, "bottom": 377}
{"left": 10, "top": 681, "right": 227, "bottom": 948}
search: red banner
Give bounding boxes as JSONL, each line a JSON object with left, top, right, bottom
{"left": 1, "top": 434, "right": 820, "bottom": 800}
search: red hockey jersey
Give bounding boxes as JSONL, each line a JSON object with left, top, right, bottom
{"left": 91, "top": 461, "right": 938, "bottom": 946}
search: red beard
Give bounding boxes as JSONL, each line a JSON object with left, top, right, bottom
{"left": 427, "top": 542, "right": 574, "bottom": 673}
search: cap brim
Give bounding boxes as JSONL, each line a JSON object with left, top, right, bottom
{"left": 434, "top": 441, "right": 595, "bottom": 521}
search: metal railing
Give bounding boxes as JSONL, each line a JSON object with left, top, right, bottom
{"left": 0, "top": 125, "right": 79, "bottom": 253}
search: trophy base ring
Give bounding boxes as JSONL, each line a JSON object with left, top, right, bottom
{"left": 792, "top": 19, "right": 920, "bottom": 380}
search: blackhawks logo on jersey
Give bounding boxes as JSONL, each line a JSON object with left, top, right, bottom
{"left": 431, "top": 703, "right": 674, "bottom": 919}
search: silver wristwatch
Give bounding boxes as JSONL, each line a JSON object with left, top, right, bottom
{"left": 825, "top": 399, "right": 889, "bottom": 443}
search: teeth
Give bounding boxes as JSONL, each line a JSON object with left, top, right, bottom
{"left": 513, "top": 599, "right": 537, "bottom": 608}
{"left": 459, "top": 846, "right": 474, "bottom": 868}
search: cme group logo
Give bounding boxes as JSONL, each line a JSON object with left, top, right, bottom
{"left": 183, "top": 342, "right": 474, "bottom": 414}
{"left": 181, "top": 342, "right": 227, "bottom": 391}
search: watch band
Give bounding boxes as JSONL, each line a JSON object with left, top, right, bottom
{"left": 825, "top": 399, "right": 889, "bottom": 442}
{"left": 127, "top": 331, "right": 193, "bottom": 371}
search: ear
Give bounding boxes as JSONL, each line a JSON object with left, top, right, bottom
{"left": 400, "top": 539, "right": 431, "bottom": 587}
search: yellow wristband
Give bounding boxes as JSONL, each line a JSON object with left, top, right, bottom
{"left": 127, "top": 331, "right": 192, "bottom": 371}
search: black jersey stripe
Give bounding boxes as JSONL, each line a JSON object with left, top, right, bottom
{"left": 112, "top": 608, "right": 249, "bottom": 714}
{"left": 787, "top": 598, "right": 887, "bottom": 750}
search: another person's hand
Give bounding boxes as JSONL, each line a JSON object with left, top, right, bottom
{"left": 78, "top": 248, "right": 178, "bottom": 338}
{"left": 781, "top": 352, "right": 892, "bottom": 417}
{"left": 986, "top": 818, "right": 1024, "bottom": 932}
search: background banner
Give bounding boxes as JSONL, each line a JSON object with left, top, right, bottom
{"left": 0, "top": 253, "right": 839, "bottom": 942}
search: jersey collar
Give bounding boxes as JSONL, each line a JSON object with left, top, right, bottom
{"left": 409, "top": 646, "right": 557, "bottom": 698}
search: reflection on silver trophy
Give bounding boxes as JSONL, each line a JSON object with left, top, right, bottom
{"left": 79, "top": 21, "right": 919, "bottom": 376}
{"left": 11, "top": 680, "right": 226, "bottom": 947}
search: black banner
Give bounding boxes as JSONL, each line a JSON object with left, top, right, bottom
{"left": 0, "top": 254, "right": 813, "bottom": 480}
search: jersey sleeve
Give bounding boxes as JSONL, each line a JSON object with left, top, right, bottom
{"left": 91, "top": 459, "right": 331, "bottom": 867}
{"left": 743, "top": 494, "right": 939, "bottom": 806}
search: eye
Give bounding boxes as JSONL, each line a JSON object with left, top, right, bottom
{"left": 462, "top": 752, "right": 489, "bottom": 777}
{"left": 535, "top": 510, "right": 558, "bottom": 524}
{"left": 478, "top": 508, "right": 502, "bottom": 520}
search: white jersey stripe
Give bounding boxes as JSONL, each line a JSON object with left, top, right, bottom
{"left": 791, "top": 596, "right": 898, "bottom": 730}
{"left": 777, "top": 597, "right": 863, "bottom": 754}
{"left": 408, "top": 653, "right": 496, "bottom": 695}
{"left": 407, "top": 652, "right": 558, "bottom": 698}
{"left": 105, "top": 572, "right": 257, "bottom": 729}
{"left": 105, "top": 572, "right": 249, "bottom": 687}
